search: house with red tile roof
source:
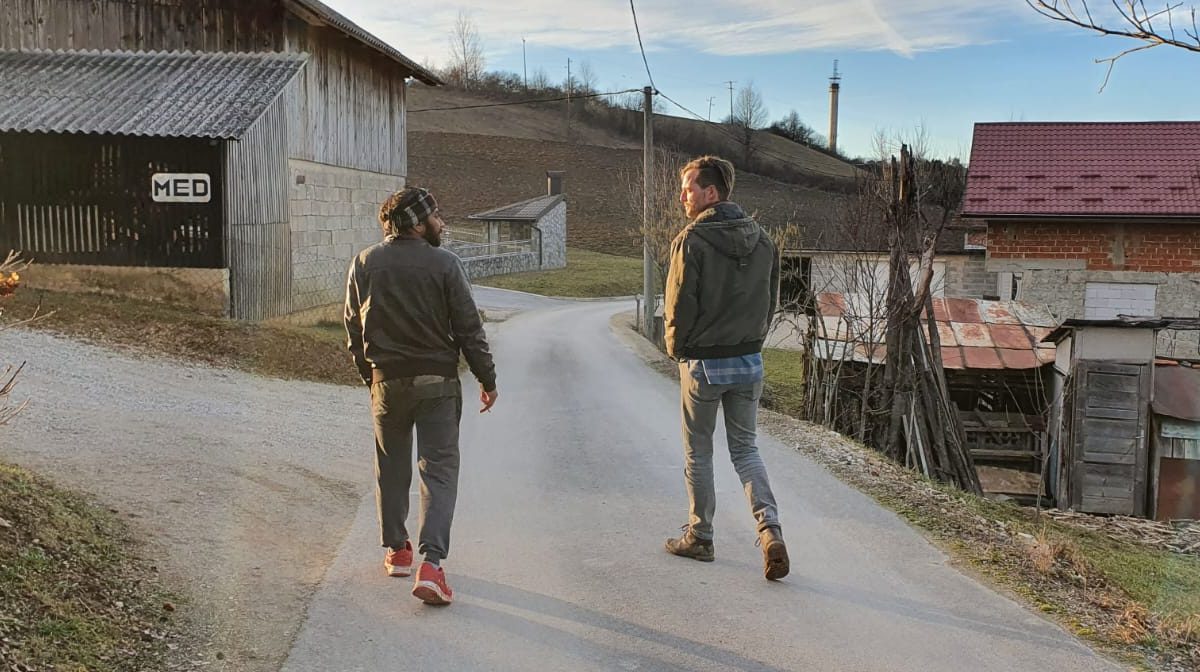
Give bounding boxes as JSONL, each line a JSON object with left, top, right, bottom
{"left": 962, "top": 121, "right": 1200, "bottom": 357}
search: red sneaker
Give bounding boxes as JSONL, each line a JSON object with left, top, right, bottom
{"left": 384, "top": 541, "right": 413, "bottom": 577}
{"left": 411, "top": 562, "right": 453, "bottom": 605}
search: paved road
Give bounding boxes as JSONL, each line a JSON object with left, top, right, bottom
{"left": 282, "top": 288, "right": 1119, "bottom": 672}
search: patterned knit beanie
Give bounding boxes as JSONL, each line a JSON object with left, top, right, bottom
{"left": 380, "top": 187, "right": 437, "bottom": 234}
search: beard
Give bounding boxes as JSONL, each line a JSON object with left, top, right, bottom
{"left": 422, "top": 226, "right": 442, "bottom": 247}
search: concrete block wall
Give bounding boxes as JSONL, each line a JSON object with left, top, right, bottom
{"left": 946, "top": 253, "right": 997, "bottom": 298}
{"left": 1083, "top": 282, "right": 1157, "bottom": 319}
{"left": 1018, "top": 269, "right": 1200, "bottom": 356}
{"left": 288, "top": 159, "right": 403, "bottom": 312}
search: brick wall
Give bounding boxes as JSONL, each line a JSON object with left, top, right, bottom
{"left": 988, "top": 220, "right": 1200, "bottom": 272}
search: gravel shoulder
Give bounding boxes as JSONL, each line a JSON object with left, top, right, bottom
{"left": 1, "top": 328, "right": 370, "bottom": 671}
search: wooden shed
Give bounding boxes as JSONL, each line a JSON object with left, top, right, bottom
{"left": 0, "top": 0, "right": 440, "bottom": 320}
{"left": 1045, "top": 320, "right": 1176, "bottom": 516}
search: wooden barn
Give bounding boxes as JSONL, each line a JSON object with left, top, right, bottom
{"left": 0, "top": 0, "right": 440, "bottom": 319}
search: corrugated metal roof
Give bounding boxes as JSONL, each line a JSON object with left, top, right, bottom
{"left": 0, "top": 50, "right": 307, "bottom": 139}
{"left": 814, "top": 292, "right": 1058, "bottom": 370}
{"left": 287, "top": 0, "right": 441, "bottom": 85}
{"left": 963, "top": 122, "right": 1200, "bottom": 218}
{"left": 469, "top": 195, "right": 564, "bottom": 221}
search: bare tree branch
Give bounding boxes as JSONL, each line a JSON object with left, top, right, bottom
{"left": 1027, "top": 1, "right": 1200, "bottom": 88}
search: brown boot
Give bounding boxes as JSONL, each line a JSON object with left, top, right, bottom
{"left": 758, "top": 527, "right": 789, "bottom": 580}
{"left": 665, "top": 527, "right": 715, "bottom": 562}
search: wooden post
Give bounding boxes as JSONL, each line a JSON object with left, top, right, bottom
{"left": 642, "top": 86, "right": 656, "bottom": 340}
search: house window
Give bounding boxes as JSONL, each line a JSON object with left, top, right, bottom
{"left": 1084, "top": 282, "right": 1157, "bottom": 319}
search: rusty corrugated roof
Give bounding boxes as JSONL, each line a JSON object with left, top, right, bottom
{"left": 814, "top": 292, "right": 1057, "bottom": 370}
{"left": 0, "top": 50, "right": 306, "bottom": 139}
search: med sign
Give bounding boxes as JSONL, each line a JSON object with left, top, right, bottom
{"left": 151, "top": 173, "right": 212, "bottom": 203}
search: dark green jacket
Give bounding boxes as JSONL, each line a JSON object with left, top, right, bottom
{"left": 344, "top": 237, "right": 496, "bottom": 391}
{"left": 664, "top": 202, "right": 780, "bottom": 361}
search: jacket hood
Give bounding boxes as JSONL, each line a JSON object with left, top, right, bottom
{"left": 690, "top": 202, "right": 761, "bottom": 261}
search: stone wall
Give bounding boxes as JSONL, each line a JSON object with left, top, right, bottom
{"left": 535, "top": 202, "right": 567, "bottom": 270}
{"left": 288, "top": 159, "right": 403, "bottom": 313}
{"left": 459, "top": 252, "right": 540, "bottom": 280}
{"left": 21, "top": 264, "right": 229, "bottom": 316}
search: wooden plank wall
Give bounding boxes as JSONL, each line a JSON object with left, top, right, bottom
{"left": 1070, "top": 361, "right": 1151, "bottom": 516}
{"left": 284, "top": 17, "right": 407, "bottom": 176}
{"left": 223, "top": 94, "right": 291, "bottom": 320}
{"left": 0, "top": 0, "right": 284, "bottom": 51}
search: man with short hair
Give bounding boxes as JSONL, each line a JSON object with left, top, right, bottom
{"left": 345, "top": 186, "right": 498, "bottom": 605}
{"left": 663, "top": 155, "right": 789, "bottom": 581}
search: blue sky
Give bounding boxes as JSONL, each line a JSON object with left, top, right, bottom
{"left": 325, "top": 0, "right": 1200, "bottom": 161}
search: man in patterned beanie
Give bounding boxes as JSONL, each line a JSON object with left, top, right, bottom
{"left": 344, "top": 186, "right": 499, "bottom": 605}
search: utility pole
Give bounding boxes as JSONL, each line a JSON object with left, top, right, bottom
{"left": 642, "top": 85, "right": 656, "bottom": 340}
{"left": 706, "top": 96, "right": 716, "bottom": 121}
{"left": 566, "top": 57, "right": 572, "bottom": 143}
{"left": 725, "top": 80, "right": 736, "bottom": 123}
{"left": 522, "top": 38, "right": 527, "bottom": 91}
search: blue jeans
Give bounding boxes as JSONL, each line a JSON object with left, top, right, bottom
{"left": 678, "top": 362, "right": 780, "bottom": 541}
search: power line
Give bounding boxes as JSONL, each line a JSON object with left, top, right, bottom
{"left": 628, "top": 0, "right": 657, "bottom": 91}
{"left": 657, "top": 90, "right": 853, "bottom": 180}
{"left": 409, "top": 88, "right": 641, "bottom": 113}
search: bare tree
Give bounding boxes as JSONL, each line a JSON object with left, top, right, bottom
{"left": 621, "top": 149, "right": 690, "bottom": 292}
{"left": 576, "top": 60, "right": 598, "bottom": 96}
{"left": 732, "top": 81, "right": 769, "bottom": 164}
{"left": 529, "top": 67, "right": 550, "bottom": 92}
{"left": 1027, "top": 1, "right": 1200, "bottom": 89}
{"left": 446, "top": 10, "right": 486, "bottom": 88}
{"left": 790, "top": 132, "right": 981, "bottom": 493}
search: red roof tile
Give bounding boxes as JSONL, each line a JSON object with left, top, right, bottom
{"left": 962, "top": 122, "right": 1200, "bottom": 217}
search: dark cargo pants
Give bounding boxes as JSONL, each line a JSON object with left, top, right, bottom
{"left": 371, "top": 376, "right": 462, "bottom": 561}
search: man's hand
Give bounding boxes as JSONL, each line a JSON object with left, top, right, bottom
{"left": 480, "top": 386, "right": 499, "bottom": 413}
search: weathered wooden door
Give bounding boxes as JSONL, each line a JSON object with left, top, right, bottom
{"left": 1069, "top": 361, "right": 1151, "bottom": 516}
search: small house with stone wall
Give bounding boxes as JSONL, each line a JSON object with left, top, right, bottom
{"left": 962, "top": 122, "right": 1200, "bottom": 357}
{"left": 447, "top": 173, "right": 567, "bottom": 280}
{"left": 0, "top": 0, "right": 439, "bottom": 320}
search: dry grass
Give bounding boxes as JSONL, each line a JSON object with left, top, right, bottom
{"left": 0, "top": 462, "right": 178, "bottom": 670}
{"left": 1, "top": 289, "right": 360, "bottom": 386}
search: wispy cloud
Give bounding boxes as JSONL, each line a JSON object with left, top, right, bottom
{"left": 323, "top": 0, "right": 1027, "bottom": 66}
